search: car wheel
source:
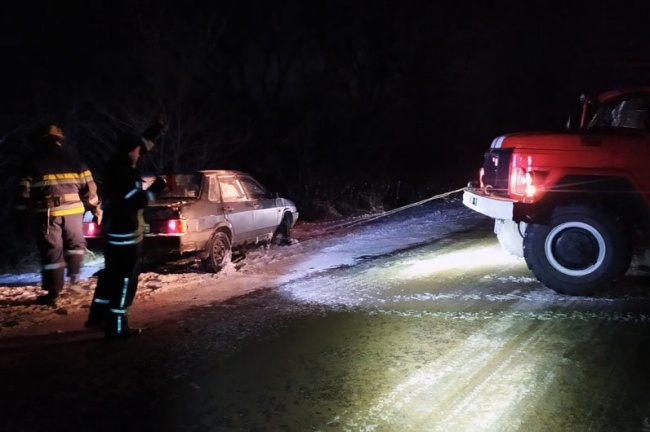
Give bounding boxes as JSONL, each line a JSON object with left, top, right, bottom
{"left": 496, "top": 219, "right": 527, "bottom": 258}
{"left": 523, "top": 205, "right": 631, "bottom": 296}
{"left": 273, "top": 213, "right": 292, "bottom": 245}
{"left": 202, "top": 231, "right": 232, "bottom": 273}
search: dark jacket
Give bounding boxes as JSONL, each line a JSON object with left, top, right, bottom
{"left": 17, "top": 141, "right": 100, "bottom": 217}
{"left": 100, "top": 120, "right": 167, "bottom": 245}
{"left": 101, "top": 154, "right": 154, "bottom": 245}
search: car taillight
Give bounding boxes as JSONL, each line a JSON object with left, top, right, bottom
{"left": 509, "top": 167, "right": 536, "bottom": 197}
{"left": 166, "top": 219, "right": 187, "bottom": 234}
{"left": 150, "top": 219, "right": 188, "bottom": 235}
{"left": 83, "top": 222, "right": 101, "bottom": 237}
{"left": 479, "top": 167, "right": 485, "bottom": 188}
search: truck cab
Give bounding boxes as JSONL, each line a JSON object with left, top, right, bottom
{"left": 463, "top": 87, "right": 650, "bottom": 295}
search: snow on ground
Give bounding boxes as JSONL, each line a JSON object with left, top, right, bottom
{"left": 0, "top": 196, "right": 487, "bottom": 334}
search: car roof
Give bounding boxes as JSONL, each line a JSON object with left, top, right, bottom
{"left": 197, "top": 169, "right": 249, "bottom": 176}
{"left": 143, "top": 170, "right": 251, "bottom": 178}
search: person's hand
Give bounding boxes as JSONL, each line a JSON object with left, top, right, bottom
{"left": 148, "top": 176, "right": 167, "bottom": 194}
{"left": 92, "top": 208, "right": 103, "bottom": 225}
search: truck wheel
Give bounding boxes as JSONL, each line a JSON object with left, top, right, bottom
{"left": 496, "top": 219, "right": 527, "bottom": 258}
{"left": 202, "top": 231, "right": 232, "bottom": 273}
{"left": 523, "top": 205, "right": 630, "bottom": 296}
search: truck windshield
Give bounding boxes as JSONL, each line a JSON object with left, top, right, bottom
{"left": 588, "top": 94, "right": 650, "bottom": 130}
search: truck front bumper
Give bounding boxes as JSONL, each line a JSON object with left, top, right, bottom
{"left": 462, "top": 188, "right": 515, "bottom": 220}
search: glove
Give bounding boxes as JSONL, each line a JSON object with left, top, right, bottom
{"left": 92, "top": 208, "right": 103, "bottom": 225}
{"left": 148, "top": 176, "right": 167, "bottom": 194}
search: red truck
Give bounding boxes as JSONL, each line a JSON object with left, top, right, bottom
{"left": 463, "top": 86, "right": 650, "bottom": 296}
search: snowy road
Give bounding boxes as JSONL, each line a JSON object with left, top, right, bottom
{"left": 2, "top": 198, "right": 650, "bottom": 431}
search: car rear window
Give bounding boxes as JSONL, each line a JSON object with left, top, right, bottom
{"left": 144, "top": 174, "right": 202, "bottom": 198}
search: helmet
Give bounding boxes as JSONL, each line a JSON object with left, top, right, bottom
{"left": 41, "top": 124, "right": 64, "bottom": 140}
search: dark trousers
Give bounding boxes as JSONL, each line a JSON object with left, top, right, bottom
{"left": 34, "top": 213, "right": 86, "bottom": 295}
{"left": 89, "top": 241, "right": 142, "bottom": 334}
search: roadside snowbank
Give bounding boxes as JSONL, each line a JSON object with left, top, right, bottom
{"left": 0, "top": 197, "right": 479, "bottom": 335}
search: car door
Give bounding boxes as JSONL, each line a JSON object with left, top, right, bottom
{"left": 217, "top": 174, "right": 255, "bottom": 244}
{"left": 238, "top": 175, "right": 280, "bottom": 235}
{"left": 195, "top": 174, "right": 226, "bottom": 234}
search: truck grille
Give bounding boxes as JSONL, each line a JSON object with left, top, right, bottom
{"left": 482, "top": 148, "right": 513, "bottom": 197}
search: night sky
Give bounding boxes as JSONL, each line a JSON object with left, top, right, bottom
{"left": 2, "top": 0, "right": 650, "bottom": 212}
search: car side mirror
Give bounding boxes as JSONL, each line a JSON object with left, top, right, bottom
{"left": 268, "top": 191, "right": 279, "bottom": 199}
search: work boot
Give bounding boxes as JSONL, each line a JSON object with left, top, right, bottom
{"left": 105, "top": 313, "right": 142, "bottom": 342}
{"left": 105, "top": 327, "right": 142, "bottom": 342}
{"left": 35, "top": 293, "right": 58, "bottom": 307}
{"left": 67, "top": 274, "right": 85, "bottom": 295}
{"left": 85, "top": 303, "right": 109, "bottom": 330}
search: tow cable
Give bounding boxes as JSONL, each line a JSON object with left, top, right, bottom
{"left": 309, "top": 186, "right": 467, "bottom": 231}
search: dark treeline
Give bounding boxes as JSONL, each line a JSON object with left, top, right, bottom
{"left": 1, "top": 0, "right": 649, "bottom": 268}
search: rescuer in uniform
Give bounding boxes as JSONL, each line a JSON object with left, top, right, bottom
{"left": 16, "top": 124, "right": 102, "bottom": 307}
{"left": 85, "top": 118, "right": 167, "bottom": 341}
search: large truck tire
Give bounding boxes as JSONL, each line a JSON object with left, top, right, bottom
{"left": 495, "top": 219, "right": 527, "bottom": 258}
{"left": 523, "top": 205, "right": 631, "bottom": 296}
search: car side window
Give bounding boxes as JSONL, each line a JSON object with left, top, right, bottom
{"left": 239, "top": 176, "right": 267, "bottom": 200}
{"left": 207, "top": 176, "right": 220, "bottom": 202}
{"left": 219, "top": 176, "right": 247, "bottom": 201}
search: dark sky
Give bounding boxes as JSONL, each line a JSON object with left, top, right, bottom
{"left": 2, "top": 0, "right": 650, "bottom": 193}
{"left": 1, "top": 2, "right": 648, "bottom": 117}
{"left": 3, "top": 2, "right": 650, "bottom": 116}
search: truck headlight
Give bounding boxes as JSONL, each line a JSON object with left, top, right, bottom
{"left": 510, "top": 167, "right": 536, "bottom": 198}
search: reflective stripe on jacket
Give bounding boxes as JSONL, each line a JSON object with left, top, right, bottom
{"left": 18, "top": 144, "right": 100, "bottom": 217}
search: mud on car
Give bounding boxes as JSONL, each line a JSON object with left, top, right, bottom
{"left": 84, "top": 170, "right": 299, "bottom": 272}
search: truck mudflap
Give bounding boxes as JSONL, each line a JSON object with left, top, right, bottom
{"left": 462, "top": 189, "right": 515, "bottom": 220}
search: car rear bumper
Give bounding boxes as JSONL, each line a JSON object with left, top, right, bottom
{"left": 84, "top": 234, "right": 200, "bottom": 256}
{"left": 462, "top": 189, "right": 514, "bottom": 220}
{"left": 144, "top": 235, "right": 192, "bottom": 255}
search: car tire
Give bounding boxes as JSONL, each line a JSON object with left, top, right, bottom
{"left": 202, "top": 231, "right": 232, "bottom": 273}
{"left": 273, "top": 213, "right": 293, "bottom": 245}
{"left": 523, "top": 205, "right": 631, "bottom": 296}
{"left": 496, "top": 219, "right": 527, "bottom": 258}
